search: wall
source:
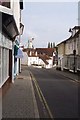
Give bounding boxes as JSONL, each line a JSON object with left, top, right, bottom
{"left": 46, "top": 58, "right": 53, "bottom": 68}
{"left": 28, "top": 57, "right": 39, "bottom": 66}
{"left": 58, "top": 43, "right": 65, "bottom": 56}
{"left": 65, "top": 38, "right": 78, "bottom": 55}
{"left": 11, "top": 0, "right": 20, "bottom": 33}
{"left": 57, "top": 43, "right": 65, "bottom": 70}
{"left": 21, "top": 52, "right": 28, "bottom": 65}
{"left": 38, "top": 58, "right": 45, "bottom": 66}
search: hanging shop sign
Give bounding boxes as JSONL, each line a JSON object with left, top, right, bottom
{"left": 15, "top": 48, "right": 23, "bottom": 58}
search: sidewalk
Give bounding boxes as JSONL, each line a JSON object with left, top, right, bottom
{"left": 52, "top": 67, "right": 79, "bottom": 82}
{"left": 2, "top": 65, "right": 39, "bottom": 119}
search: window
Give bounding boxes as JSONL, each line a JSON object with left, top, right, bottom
{"left": 0, "top": 47, "right": 9, "bottom": 87}
{"left": 0, "top": 32, "right": 10, "bottom": 88}
{"left": 0, "top": 0, "right": 10, "bottom": 8}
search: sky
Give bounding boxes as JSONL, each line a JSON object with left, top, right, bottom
{"left": 21, "top": 1, "right": 79, "bottom": 48}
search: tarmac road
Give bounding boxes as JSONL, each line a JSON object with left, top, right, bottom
{"left": 28, "top": 66, "right": 79, "bottom": 119}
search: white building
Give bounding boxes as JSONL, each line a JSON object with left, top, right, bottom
{"left": 57, "top": 26, "right": 80, "bottom": 72}
{"left": 0, "top": 0, "right": 24, "bottom": 88}
{"left": 22, "top": 48, "right": 54, "bottom": 69}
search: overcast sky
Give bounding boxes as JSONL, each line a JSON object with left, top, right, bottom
{"left": 21, "top": 1, "right": 78, "bottom": 48}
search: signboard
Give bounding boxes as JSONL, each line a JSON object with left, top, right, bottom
{"left": 15, "top": 48, "right": 23, "bottom": 58}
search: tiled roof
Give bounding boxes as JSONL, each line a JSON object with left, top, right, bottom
{"left": 57, "top": 28, "right": 80, "bottom": 46}
{"left": 23, "top": 48, "right": 34, "bottom": 52}
{"left": 39, "top": 54, "right": 50, "bottom": 65}
{"left": 72, "top": 26, "right": 80, "bottom": 30}
{"left": 22, "top": 48, "right": 53, "bottom": 65}
{"left": 36, "top": 48, "right": 54, "bottom": 56}
{"left": 23, "top": 48, "right": 38, "bottom": 57}
{"left": 23, "top": 48, "right": 54, "bottom": 57}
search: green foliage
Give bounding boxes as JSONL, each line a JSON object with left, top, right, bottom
{"left": 48, "top": 42, "right": 50, "bottom": 48}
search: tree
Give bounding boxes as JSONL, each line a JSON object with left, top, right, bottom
{"left": 51, "top": 42, "right": 53, "bottom": 48}
{"left": 53, "top": 42, "right": 55, "bottom": 48}
{"left": 48, "top": 42, "right": 50, "bottom": 48}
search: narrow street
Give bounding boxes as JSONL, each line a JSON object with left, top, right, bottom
{"left": 28, "top": 66, "right": 79, "bottom": 118}
{"left": 1, "top": 1, "right": 80, "bottom": 120}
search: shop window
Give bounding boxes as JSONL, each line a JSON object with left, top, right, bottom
{"left": 0, "top": 47, "right": 2, "bottom": 85}
{"left": 2, "top": 48, "right": 9, "bottom": 86}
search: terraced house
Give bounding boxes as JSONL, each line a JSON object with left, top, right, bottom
{"left": 0, "top": 0, "right": 24, "bottom": 90}
{"left": 57, "top": 26, "right": 80, "bottom": 73}
{"left": 22, "top": 48, "right": 55, "bottom": 69}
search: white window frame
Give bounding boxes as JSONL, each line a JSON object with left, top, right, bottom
{"left": 0, "top": 47, "right": 2, "bottom": 88}
{"left": 0, "top": 47, "right": 9, "bottom": 88}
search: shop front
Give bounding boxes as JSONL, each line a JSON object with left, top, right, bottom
{"left": 0, "top": 12, "right": 19, "bottom": 89}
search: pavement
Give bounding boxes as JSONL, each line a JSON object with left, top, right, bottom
{"left": 2, "top": 65, "right": 39, "bottom": 119}
{"left": 52, "top": 67, "right": 79, "bottom": 83}
{"left": 2, "top": 65, "right": 79, "bottom": 119}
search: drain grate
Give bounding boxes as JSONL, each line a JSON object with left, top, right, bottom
{"left": 17, "top": 77, "right": 24, "bottom": 79}
{"left": 17, "top": 75, "right": 27, "bottom": 80}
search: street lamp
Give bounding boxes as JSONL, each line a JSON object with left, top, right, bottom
{"left": 69, "top": 28, "right": 76, "bottom": 73}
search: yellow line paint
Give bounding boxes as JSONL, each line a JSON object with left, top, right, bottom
{"left": 30, "top": 71, "right": 54, "bottom": 119}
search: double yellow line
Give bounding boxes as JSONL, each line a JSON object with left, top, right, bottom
{"left": 30, "top": 71, "right": 54, "bottom": 119}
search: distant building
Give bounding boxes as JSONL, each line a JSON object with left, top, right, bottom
{"left": 22, "top": 48, "right": 56, "bottom": 69}
{"left": 28, "top": 38, "right": 34, "bottom": 48}
{"left": 57, "top": 26, "right": 80, "bottom": 72}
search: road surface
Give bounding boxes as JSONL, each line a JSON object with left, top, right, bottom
{"left": 28, "top": 66, "right": 79, "bottom": 118}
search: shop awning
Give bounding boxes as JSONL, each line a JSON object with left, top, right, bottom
{"left": 2, "top": 12, "right": 19, "bottom": 40}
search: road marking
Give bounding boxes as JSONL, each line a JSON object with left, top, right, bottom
{"left": 68, "top": 79, "right": 80, "bottom": 84}
{"left": 29, "top": 71, "right": 54, "bottom": 119}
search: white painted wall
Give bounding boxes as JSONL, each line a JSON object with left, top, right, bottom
{"left": 38, "top": 59, "right": 45, "bottom": 66}
{"left": 0, "top": 4, "right": 12, "bottom": 15}
{"left": 65, "top": 38, "right": 78, "bottom": 55}
{"left": 46, "top": 58, "right": 53, "bottom": 68}
{"left": 0, "top": 0, "right": 20, "bottom": 33}
{"left": 0, "top": 0, "right": 21, "bottom": 85}
{"left": 58, "top": 54, "right": 64, "bottom": 70}
{"left": 28, "top": 57, "right": 39, "bottom": 66}
{"left": 21, "top": 52, "right": 28, "bottom": 65}
{"left": 11, "top": 0, "right": 20, "bottom": 33}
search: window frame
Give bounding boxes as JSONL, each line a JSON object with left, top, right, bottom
{"left": 0, "top": 47, "right": 9, "bottom": 88}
